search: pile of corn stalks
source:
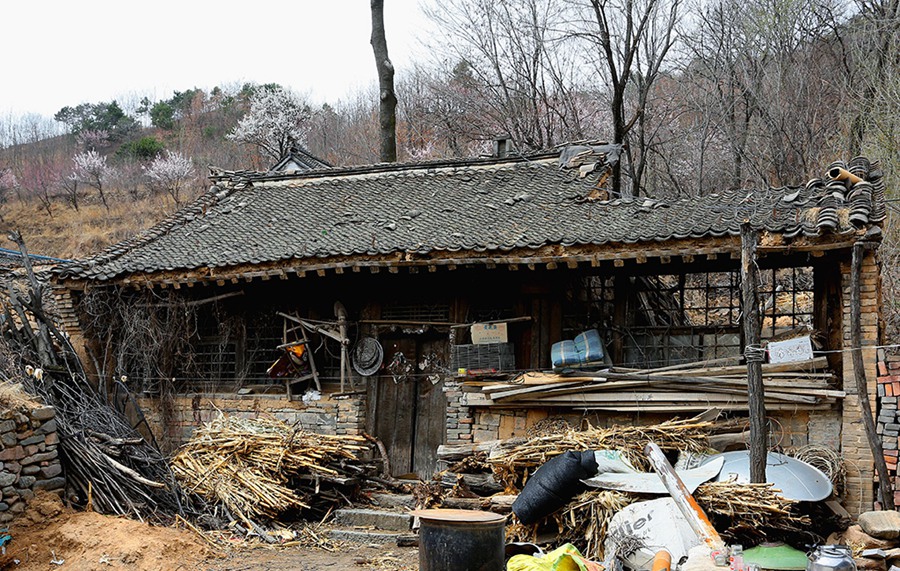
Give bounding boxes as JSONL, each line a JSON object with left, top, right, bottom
{"left": 491, "top": 415, "right": 715, "bottom": 490}
{"left": 171, "top": 414, "right": 367, "bottom": 524}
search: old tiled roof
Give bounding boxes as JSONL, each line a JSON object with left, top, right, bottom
{"left": 270, "top": 145, "right": 331, "bottom": 172}
{"left": 55, "top": 152, "right": 884, "bottom": 282}
{"left": 0, "top": 248, "right": 70, "bottom": 270}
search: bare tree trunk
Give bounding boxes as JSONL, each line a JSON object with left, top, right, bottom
{"left": 371, "top": 0, "right": 398, "bottom": 163}
{"left": 848, "top": 0, "right": 899, "bottom": 156}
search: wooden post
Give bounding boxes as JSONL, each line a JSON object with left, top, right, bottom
{"left": 740, "top": 223, "right": 767, "bottom": 484}
{"left": 851, "top": 243, "right": 894, "bottom": 509}
{"left": 645, "top": 442, "right": 725, "bottom": 552}
{"left": 335, "top": 302, "right": 350, "bottom": 392}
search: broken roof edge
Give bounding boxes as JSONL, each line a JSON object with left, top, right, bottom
{"left": 52, "top": 231, "right": 864, "bottom": 290}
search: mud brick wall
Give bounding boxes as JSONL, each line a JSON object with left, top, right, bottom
{"left": 840, "top": 249, "right": 882, "bottom": 515}
{"left": 0, "top": 405, "right": 64, "bottom": 522}
{"left": 876, "top": 350, "right": 900, "bottom": 508}
{"left": 137, "top": 391, "right": 367, "bottom": 447}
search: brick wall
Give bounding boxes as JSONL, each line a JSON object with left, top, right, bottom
{"left": 137, "top": 391, "right": 367, "bottom": 447}
{"left": 0, "top": 405, "right": 64, "bottom": 522}
{"left": 876, "top": 351, "right": 900, "bottom": 508}
{"left": 840, "top": 248, "right": 882, "bottom": 514}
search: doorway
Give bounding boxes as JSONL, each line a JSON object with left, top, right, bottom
{"left": 369, "top": 334, "right": 447, "bottom": 479}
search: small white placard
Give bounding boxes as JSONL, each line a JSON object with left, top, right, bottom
{"left": 767, "top": 335, "right": 814, "bottom": 364}
{"left": 471, "top": 323, "right": 508, "bottom": 345}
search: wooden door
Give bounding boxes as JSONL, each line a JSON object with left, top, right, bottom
{"left": 412, "top": 337, "right": 448, "bottom": 478}
{"left": 371, "top": 335, "right": 447, "bottom": 478}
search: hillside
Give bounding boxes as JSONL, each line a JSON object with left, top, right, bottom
{"left": 0, "top": 190, "right": 186, "bottom": 260}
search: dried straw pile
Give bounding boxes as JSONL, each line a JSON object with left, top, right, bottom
{"left": 695, "top": 480, "right": 811, "bottom": 537}
{"left": 508, "top": 490, "right": 634, "bottom": 559}
{"left": 171, "top": 415, "right": 367, "bottom": 523}
{"left": 491, "top": 416, "right": 714, "bottom": 489}
{"left": 507, "top": 481, "right": 808, "bottom": 560}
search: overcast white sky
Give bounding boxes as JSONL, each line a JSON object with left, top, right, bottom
{"left": 0, "top": 0, "right": 432, "bottom": 118}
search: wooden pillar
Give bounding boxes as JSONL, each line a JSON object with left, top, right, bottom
{"left": 851, "top": 243, "right": 894, "bottom": 509}
{"left": 740, "top": 223, "right": 767, "bottom": 483}
{"left": 611, "top": 275, "right": 628, "bottom": 365}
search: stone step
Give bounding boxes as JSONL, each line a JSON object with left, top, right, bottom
{"left": 333, "top": 508, "right": 412, "bottom": 532}
{"left": 326, "top": 528, "right": 409, "bottom": 544}
{"left": 368, "top": 492, "right": 415, "bottom": 510}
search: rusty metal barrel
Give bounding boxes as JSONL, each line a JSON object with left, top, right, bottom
{"left": 411, "top": 508, "right": 506, "bottom": 571}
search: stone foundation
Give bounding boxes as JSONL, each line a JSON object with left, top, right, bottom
{"left": 0, "top": 405, "right": 64, "bottom": 522}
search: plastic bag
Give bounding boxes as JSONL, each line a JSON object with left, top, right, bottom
{"left": 507, "top": 543, "right": 603, "bottom": 571}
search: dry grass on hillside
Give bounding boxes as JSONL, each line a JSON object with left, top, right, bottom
{"left": 0, "top": 192, "right": 188, "bottom": 260}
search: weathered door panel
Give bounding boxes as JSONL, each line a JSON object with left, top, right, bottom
{"left": 413, "top": 337, "right": 448, "bottom": 478}
{"left": 372, "top": 335, "right": 447, "bottom": 478}
{"left": 374, "top": 337, "right": 417, "bottom": 476}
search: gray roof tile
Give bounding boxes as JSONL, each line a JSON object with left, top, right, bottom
{"left": 55, "top": 153, "right": 885, "bottom": 282}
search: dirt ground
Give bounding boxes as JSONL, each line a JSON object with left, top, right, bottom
{"left": 0, "top": 494, "right": 417, "bottom": 571}
{"left": 204, "top": 545, "right": 418, "bottom": 571}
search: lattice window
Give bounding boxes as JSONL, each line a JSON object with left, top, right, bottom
{"left": 634, "top": 272, "right": 740, "bottom": 328}
{"left": 382, "top": 301, "right": 451, "bottom": 323}
{"left": 243, "top": 314, "right": 284, "bottom": 383}
{"left": 759, "top": 266, "right": 814, "bottom": 338}
{"left": 186, "top": 312, "right": 241, "bottom": 392}
{"left": 563, "top": 276, "right": 615, "bottom": 339}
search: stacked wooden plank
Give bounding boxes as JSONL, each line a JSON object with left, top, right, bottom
{"left": 463, "top": 357, "right": 843, "bottom": 412}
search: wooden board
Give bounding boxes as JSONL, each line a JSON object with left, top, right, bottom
{"left": 523, "top": 392, "right": 819, "bottom": 404}
{"left": 413, "top": 337, "right": 448, "bottom": 479}
{"left": 655, "top": 357, "right": 828, "bottom": 377}
{"left": 373, "top": 336, "right": 418, "bottom": 476}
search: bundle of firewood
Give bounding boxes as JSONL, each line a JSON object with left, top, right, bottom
{"left": 694, "top": 479, "right": 812, "bottom": 538}
{"left": 171, "top": 415, "right": 370, "bottom": 524}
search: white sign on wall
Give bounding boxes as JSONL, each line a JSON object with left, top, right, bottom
{"left": 767, "top": 335, "right": 814, "bottom": 364}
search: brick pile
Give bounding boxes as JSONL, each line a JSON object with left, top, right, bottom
{"left": 876, "top": 350, "right": 900, "bottom": 507}
{"left": 0, "top": 405, "right": 64, "bottom": 522}
{"left": 443, "top": 377, "right": 474, "bottom": 445}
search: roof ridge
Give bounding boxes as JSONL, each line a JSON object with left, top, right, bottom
{"left": 210, "top": 150, "right": 561, "bottom": 186}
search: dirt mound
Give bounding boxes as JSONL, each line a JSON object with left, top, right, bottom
{"left": 0, "top": 492, "right": 213, "bottom": 570}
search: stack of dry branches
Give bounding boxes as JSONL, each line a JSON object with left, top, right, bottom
{"left": 171, "top": 415, "right": 368, "bottom": 525}
{"left": 507, "top": 481, "right": 809, "bottom": 561}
